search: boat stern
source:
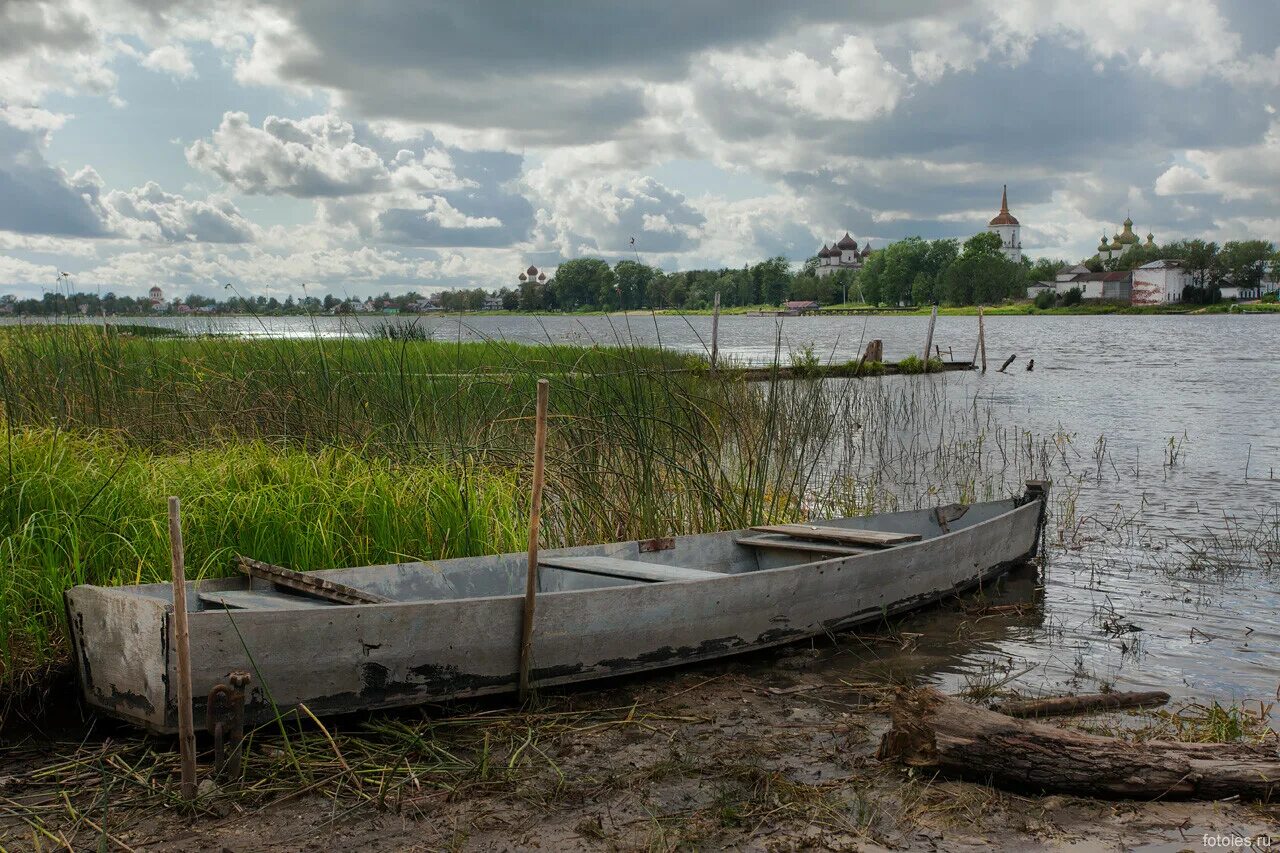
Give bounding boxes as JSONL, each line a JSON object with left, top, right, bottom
{"left": 65, "top": 585, "right": 172, "bottom": 732}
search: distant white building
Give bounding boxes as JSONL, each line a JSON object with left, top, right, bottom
{"left": 1132, "top": 260, "right": 1190, "bottom": 304}
{"left": 815, "top": 233, "right": 870, "bottom": 278}
{"left": 987, "top": 186, "right": 1022, "bottom": 263}
{"left": 483, "top": 294, "right": 503, "bottom": 310}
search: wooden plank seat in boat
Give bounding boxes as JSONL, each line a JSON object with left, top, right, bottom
{"left": 748, "top": 524, "right": 921, "bottom": 547}
{"left": 538, "top": 555, "right": 723, "bottom": 583}
{"left": 199, "top": 589, "right": 338, "bottom": 610}
{"left": 734, "top": 535, "right": 873, "bottom": 556}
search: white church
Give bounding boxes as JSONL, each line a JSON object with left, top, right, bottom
{"left": 815, "top": 233, "right": 871, "bottom": 277}
{"left": 987, "top": 185, "right": 1022, "bottom": 263}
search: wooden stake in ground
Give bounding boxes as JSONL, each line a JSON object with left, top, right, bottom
{"left": 710, "top": 291, "right": 720, "bottom": 373}
{"left": 921, "top": 305, "right": 938, "bottom": 372}
{"left": 168, "top": 496, "right": 197, "bottom": 800}
{"left": 878, "top": 687, "right": 1280, "bottom": 800}
{"left": 518, "top": 379, "right": 550, "bottom": 702}
{"left": 977, "top": 306, "right": 988, "bottom": 373}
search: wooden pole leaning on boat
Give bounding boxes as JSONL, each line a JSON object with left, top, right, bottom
{"left": 921, "top": 304, "right": 938, "bottom": 372}
{"left": 518, "top": 378, "right": 550, "bottom": 702}
{"left": 710, "top": 291, "right": 720, "bottom": 374}
{"left": 168, "top": 496, "right": 197, "bottom": 801}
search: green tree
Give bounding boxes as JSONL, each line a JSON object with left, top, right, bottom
{"left": 1027, "top": 257, "right": 1067, "bottom": 282}
{"left": 1217, "top": 240, "right": 1274, "bottom": 291}
{"left": 858, "top": 252, "right": 886, "bottom": 305}
{"left": 1164, "top": 239, "right": 1220, "bottom": 288}
{"left": 752, "top": 256, "right": 792, "bottom": 305}
{"left": 553, "top": 258, "right": 615, "bottom": 309}
{"left": 879, "top": 237, "right": 930, "bottom": 305}
{"left": 938, "top": 232, "right": 1025, "bottom": 305}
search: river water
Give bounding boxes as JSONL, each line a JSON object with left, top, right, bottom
{"left": 9, "top": 312, "right": 1280, "bottom": 714}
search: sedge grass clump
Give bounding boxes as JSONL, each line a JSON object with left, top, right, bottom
{"left": 895, "top": 355, "right": 945, "bottom": 375}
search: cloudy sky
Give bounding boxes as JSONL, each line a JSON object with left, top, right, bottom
{"left": 2, "top": 0, "right": 1278, "bottom": 299}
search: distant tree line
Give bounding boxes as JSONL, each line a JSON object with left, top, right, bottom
{"left": 7, "top": 235, "right": 1275, "bottom": 317}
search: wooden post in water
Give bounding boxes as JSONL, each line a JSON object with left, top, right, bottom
{"left": 710, "top": 291, "right": 721, "bottom": 373}
{"left": 921, "top": 305, "right": 938, "bottom": 372}
{"left": 168, "top": 496, "right": 197, "bottom": 800}
{"left": 977, "top": 306, "right": 988, "bottom": 373}
{"left": 518, "top": 379, "right": 550, "bottom": 702}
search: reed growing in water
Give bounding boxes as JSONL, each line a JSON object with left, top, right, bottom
{"left": 0, "top": 322, "right": 1056, "bottom": 704}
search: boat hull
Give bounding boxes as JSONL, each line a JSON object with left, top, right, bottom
{"left": 66, "top": 495, "right": 1045, "bottom": 733}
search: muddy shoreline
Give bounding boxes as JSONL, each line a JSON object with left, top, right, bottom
{"left": 4, "top": 569, "right": 1276, "bottom": 851}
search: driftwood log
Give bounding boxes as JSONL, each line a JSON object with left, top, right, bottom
{"left": 877, "top": 687, "right": 1280, "bottom": 800}
{"left": 992, "top": 690, "right": 1170, "bottom": 718}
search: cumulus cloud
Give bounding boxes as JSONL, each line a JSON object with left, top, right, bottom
{"left": 189, "top": 112, "right": 391, "bottom": 196}
{"left": 141, "top": 44, "right": 196, "bottom": 78}
{"left": 3, "top": 0, "right": 1279, "bottom": 289}
{"left": 525, "top": 168, "right": 706, "bottom": 256}
{"left": 0, "top": 254, "right": 60, "bottom": 285}
{"left": 1155, "top": 122, "right": 1280, "bottom": 202}
{"left": 0, "top": 109, "right": 255, "bottom": 244}
{"left": 103, "top": 182, "right": 256, "bottom": 242}
{"left": 702, "top": 36, "right": 907, "bottom": 123}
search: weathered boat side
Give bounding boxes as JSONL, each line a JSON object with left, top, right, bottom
{"left": 66, "top": 493, "right": 1045, "bottom": 733}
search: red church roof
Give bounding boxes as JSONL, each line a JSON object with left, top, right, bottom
{"left": 988, "top": 185, "right": 1019, "bottom": 226}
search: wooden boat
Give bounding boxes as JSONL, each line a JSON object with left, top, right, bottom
{"left": 65, "top": 483, "right": 1047, "bottom": 733}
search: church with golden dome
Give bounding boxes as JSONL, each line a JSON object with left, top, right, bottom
{"left": 1096, "top": 217, "right": 1155, "bottom": 263}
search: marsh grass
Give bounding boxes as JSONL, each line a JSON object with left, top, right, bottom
{"left": 0, "top": 321, "right": 1069, "bottom": 706}
{"left": 0, "top": 430, "right": 528, "bottom": 699}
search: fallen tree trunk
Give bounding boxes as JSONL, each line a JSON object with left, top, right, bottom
{"left": 877, "top": 687, "right": 1280, "bottom": 800}
{"left": 992, "top": 691, "right": 1170, "bottom": 718}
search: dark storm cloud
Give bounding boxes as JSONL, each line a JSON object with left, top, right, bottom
{"left": 699, "top": 39, "right": 1267, "bottom": 171}
{"left": 278, "top": 0, "right": 954, "bottom": 78}
{"left": 1216, "top": 0, "right": 1280, "bottom": 56}
{"left": 0, "top": 121, "right": 109, "bottom": 237}
{"left": 0, "top": 1, "right": 95, "bottom": 55}
{"left": 255, "top": 0, "right": 956, "bottom": 139}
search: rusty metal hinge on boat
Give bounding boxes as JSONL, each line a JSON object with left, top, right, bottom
{"left": 207, "top": 671, "right": 250, "bottom": 780}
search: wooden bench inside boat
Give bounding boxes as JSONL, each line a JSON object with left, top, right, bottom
{"left": 747, "top": 524, "right": 921, "bottom": 547}
{"left": 538, "top": 555, "right": 723, "bottom": 583}
{"left": 199, "top": 588, "right": 338, "bottom": 610}
{"left": 734, "top": 535, "right": 873, "bottom": 556}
